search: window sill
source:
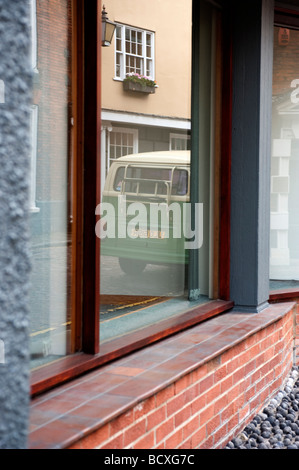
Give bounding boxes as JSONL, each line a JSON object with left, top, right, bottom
{"left": 29, "top": 206, "right": 40, "bottom": 213}
{"left": 31, "top": 299, "right": 233, "bottom": 396}
{"left": 28, "top": 301, "right": 295, "bottom": 449}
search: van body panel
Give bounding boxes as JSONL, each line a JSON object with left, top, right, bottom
{"left": 100, "top": 151, "right": 190, "bottom": 269}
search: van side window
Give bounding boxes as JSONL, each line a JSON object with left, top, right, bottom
{"left": 113, "top": 167, "right": 188, "bottom": 196}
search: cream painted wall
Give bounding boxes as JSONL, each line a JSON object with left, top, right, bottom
{"left": 101, "top": 0, "right": 192, "bottom": 120}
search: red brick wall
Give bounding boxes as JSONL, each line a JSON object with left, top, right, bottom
{"left": 273, "top": 26, "right": 299, "bottom": 96}
{"left": 69, "top": 307, "right": 294, "bottom": 450}
{"left": 34, "top": 0, "right": 72, "bottom": 202}
{"left": 270, "top": 296, "right": 299, "bottom": 366}
{"left": 296, "top": 302, "right": 299, "bottom": 365}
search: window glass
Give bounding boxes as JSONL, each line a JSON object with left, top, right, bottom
{"left": 113, "top": 167, "right": 188, "bottom": 196}
{"left": 115, "top": 23, "right": 154, "bottom": 80}
{"left": 100, "top": 0, "right": 220, "bottom": 344}
{"left": 29, "top": 0, "right": 74, "bottom": 368}
{"left": 170, "top": 133, "right": 191, "bottom": 151}
{"left": 109, "top": 128, "right": 137, "bottom": 165}
{"left": 270, "top": 25, "right": 299, "bottom": 290}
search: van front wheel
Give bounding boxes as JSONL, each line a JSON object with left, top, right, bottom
{"left": 118, "top": 258, "right": 147, "bottom": 275}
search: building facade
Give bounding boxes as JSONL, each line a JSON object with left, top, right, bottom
{"left": 1, "top": 0, "right": 299, "bottom": 450}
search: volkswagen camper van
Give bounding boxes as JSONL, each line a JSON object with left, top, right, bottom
{"left": 99, "top": 150, "right": 190, "bottom": 274}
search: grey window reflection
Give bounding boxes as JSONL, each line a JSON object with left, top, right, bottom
{"left": 270, "top": 26, "right": 299, "bottom": 289}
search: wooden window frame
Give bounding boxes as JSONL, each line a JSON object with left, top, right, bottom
{"left": 30, "top": 0, "right": 233, "bottom": 397}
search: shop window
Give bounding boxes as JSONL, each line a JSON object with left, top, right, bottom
{"left": 30, "top": 0, "right": 232, "bottom": 396}
{"left": 99, "top": 0, "right": 225, "bottom": 346}
{"left": 29, "top": 0, "right": 76, "bottom": 369}
{"left": 270, "top": 11, "right": 299, "bottom": 290}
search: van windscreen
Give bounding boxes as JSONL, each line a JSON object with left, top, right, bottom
{"left": 113, "top": 166, "right": 188, "bottom": 196}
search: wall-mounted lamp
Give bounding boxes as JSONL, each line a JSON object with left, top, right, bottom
{"left": 102, "top": 5, "right": 116, "bottom": 47}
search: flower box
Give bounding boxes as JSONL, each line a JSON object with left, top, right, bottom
{"left": 123, "top": 80, "right": 155, "bottom": 94}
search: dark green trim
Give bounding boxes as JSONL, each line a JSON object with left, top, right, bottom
{"left": 188, "top": 0, "right": 201, "bottom": 300}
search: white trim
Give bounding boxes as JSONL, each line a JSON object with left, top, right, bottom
{"left": 169, "top": 133, "right": 191, "bottom": 150}
{"left": 0, "top": 80, "right": 4, "bottom": 104}
{"left": 29, "top": 105, "right": 40, "bottom": 213}
{"left": 102, "top": 110, "right": 191, "bottom": 130}
{"left": 30, "top": 0, "right": 38, "bottom": 72}
{"left": 101, "top": 125, "right": 139, "bottom": 193}
{"left": 114, "top": 23, "right": 155, "bottom": 81}
{"left": 108, "top": 127, "right": 139, "bottom": 168}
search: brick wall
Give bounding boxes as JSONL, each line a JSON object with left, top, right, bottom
{"left": 34, "top": 0, "right": 72, "bottom": 203}
{"left": 69, "top": 306, "right": 295, "bottom": 450}
{"left": 271, "top": 295, "right": 299, "bottom": 366}
{"left": 273, "top": 26, "right": 299, "bottom": 96}
{"left": 296, "top": 302, "right": 299, "bottom": 365}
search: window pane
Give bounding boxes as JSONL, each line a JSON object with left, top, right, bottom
{"left": 101, "top": 0, "right": 218, "bottom": 344}
{"left": 116, "top": 53, "right": 121, "bottom": 77}
{"left": 270, "top": 26, "right": 299, "bottom": 288}
{"left": 128, "top": 133, "right": 133, "bottom": 146}
{"left": 113, "top": 167, "right": 189, "bottom": 196}
{"left": 29, "top": 0, "right": 73, "bottom": 368}
{"left": 116, "top": 25, "right": 122, "bottom": 39}
{"left": 109, "top": 130, "right": 136, "bottom": 164}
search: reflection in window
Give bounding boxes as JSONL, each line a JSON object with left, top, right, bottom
{"left": 29, "top": 0, "right": 73, "bottom": 368}
{"left": 30, "top": 0, "right": 37, "bottom": 70}
{"left": 170, "top": 133, "right": 191, "bottom": 151}
{"left": 270, "top": 26, "right": 299, "bottom": 288}
{"left": 29, "top": 105, "right": 39, "bottom": 213}
{"left": 113, "top": 166, "right": 188, "bottom": 196}
{"left": 100, "top": 0, "right": 221, "bottom": 344}
{"left": 115, "top": 24, "right": 154, "bottom": 80}
{"left": 108, "top": 127, "right": 138, "bottom": 166}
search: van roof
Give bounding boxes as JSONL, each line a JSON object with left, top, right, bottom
{"left": 114, "top": 150, "right": 190, "bottom": 165}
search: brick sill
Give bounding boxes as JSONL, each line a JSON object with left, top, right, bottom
{"left": 31, "top": 299, "right": 232, "bottom": 396}
{"left": 28, "top": 301, "right": 295, "bottom": 449}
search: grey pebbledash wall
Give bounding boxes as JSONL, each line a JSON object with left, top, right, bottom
{"left": 0, "top": 1, "right": 32, "bottom": 448}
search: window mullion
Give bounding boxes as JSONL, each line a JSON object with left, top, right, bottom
{"left": 144, "top": 31, "right": 147, "bottom": 76}
{"left": 122, "top": 25, "right": 126, "bottom": 78}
